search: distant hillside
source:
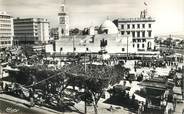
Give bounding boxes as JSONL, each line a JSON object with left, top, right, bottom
{"left": 156, "top": 35, "right": 184, "bottom": 40}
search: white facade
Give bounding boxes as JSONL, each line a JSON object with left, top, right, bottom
{"left": 113, "top": 12, "right": 156, "bottom": 51}
{"left": 14, "top": 18, "right": 50, "bottom": 45}
{"left": 37, "top": 19, "right": 50, "bottom": 42}
{"left": 58, "top": 3, "right": 69, "bottom": 37}
{"left": 54, "top": 34, "right": 134, "bottom": 54}
{"left": 88, "top": 26, "right": 95, "bottom": 35}
{"left": 0, "top": 11, "right": 14, "bottom": 48}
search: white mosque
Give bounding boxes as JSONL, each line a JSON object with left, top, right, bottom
{"left": 99, "top": 19, "right": 119, "bottom": 34}
{"left": 46, "top": 1, "right": 158, "bottom": 55}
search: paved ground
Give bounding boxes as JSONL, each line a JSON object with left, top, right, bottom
{"left": 0, "top": 94, "right": 79, "bottom": 114}
{"left": 0, "top": 94, "right": 135, "bottom": 114}
{"left": 174, "top": 102, "right": 184, "bottom": 114}
{"left": 0, "top": 99, "right": 42, "bottom": 114}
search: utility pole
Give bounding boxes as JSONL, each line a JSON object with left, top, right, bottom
{"left": 182, "top": 66, "right": 184, "bottom": 99}
{"left": 73, "top": 35, "right": 75, "bottom": 53}
{"left": 126, "top": 35, "right": 129, "bottom": 61}
{"left": 84, "top": 50, "right": 87, "bottom": 114}
{"left": 60, "top": 47, "right": 62, "bottom": 68}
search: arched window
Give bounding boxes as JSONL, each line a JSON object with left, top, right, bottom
{"left": 147, "top": 41, "right": 152, "bottom": 49}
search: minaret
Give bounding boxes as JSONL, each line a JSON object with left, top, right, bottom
{"left": 58, "top": 0, "right": 69, "bottom": 37}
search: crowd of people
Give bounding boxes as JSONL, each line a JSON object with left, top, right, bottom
{"left": 1, "top": 46, "right": 184, "bottom": 114}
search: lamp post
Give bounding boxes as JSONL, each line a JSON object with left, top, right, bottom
{"left": 60, "top": 47, "right": 62, "bottom": 68}
{"left": 73, "top": 35, "right": 75, "bottom": 53}
{"left": 182, "top": 66, "right": 184, "bottom": 99}
{"left": 84, "top": 48, "right": 87, "bottom": 114}
{"left": 127, "top": 35, "right": 129, "bottom": 61}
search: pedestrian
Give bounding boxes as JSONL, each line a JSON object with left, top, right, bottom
{"left": 134, "top": 66, "right": 137, "bottom": 72}
{"left": 132, "top": 94, "right": 135, "bottom": 101}
{"left": 109, "top": 105, "right": 113, "bottom": 112}
{"left": 29, "top": 88, "right": 35, "bottom": 107}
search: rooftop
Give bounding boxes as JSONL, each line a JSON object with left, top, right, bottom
{"left": 116, "top": 17, "right": 155, "bottom": 22}
{"left": 14, "top": 18, "right": 49, "bottom": 23}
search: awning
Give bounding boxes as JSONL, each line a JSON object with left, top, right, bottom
{"left": 3, "top": 66, "right": 19, "bottom": 71}
{"left": 134, "top": 93, "right": 146, "bottom": 103}
{"left": 173, "top": 86, "right": 182, "bottom": 95}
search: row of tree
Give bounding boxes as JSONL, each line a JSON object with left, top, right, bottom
{"left": 8, "top": 62, "right": 129, "bottom": 114}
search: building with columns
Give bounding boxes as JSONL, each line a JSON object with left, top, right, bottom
{"left": 113, "top": 9, "right": 156, "bottom": 51}
{"left": 58, "top": 0, "right": 69, "bottom": 37}
{"left": 0, "top": 11, "right": 14, "bottom": 48}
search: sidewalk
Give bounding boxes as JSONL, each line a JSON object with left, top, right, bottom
{"left": 174, "top": 102, "right": 184, "bottom": 114}
{"left": 0, "top": 93, "right": 134, "bottom": 114}
{"left": 0, "top": 94, "right": 79, "bottom": 114}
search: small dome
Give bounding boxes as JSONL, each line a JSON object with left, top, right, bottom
{"left": 100, "top": 20, "right": 118, "bottom": 34}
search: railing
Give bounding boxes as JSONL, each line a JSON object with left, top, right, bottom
{"left": 118, "top": 17, "right": 155, "bottom": 22}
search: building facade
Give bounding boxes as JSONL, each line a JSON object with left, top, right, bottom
{"left": 54, "top": 34, "right": 133, "bottom": 54}
{"left": 13, "top": 18, "right": 50, "bottom": 45}
{"left": 50, "top": 27, "right": 59, "bottom": 40}
{"left": 51, "top": 19, "right": 135, "bottom": 54}
{"left": 0, "top": 11, "right": 14, "bottom": 48}
{"left": 113, "top": 10, "right": 156, "bottom": 51}
{"left": 58, "top": 1, "right": 69, "bottom": 37}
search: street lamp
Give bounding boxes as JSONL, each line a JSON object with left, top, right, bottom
{"left": 60, "top": 47, "right": 62, "bottom": 68}
{"left": 126, "top": 35, "right": 129, "bottom": 61}
{"left": 84, "top": 47, "right": 89, "bottom": 114}
{"left": 73, "top": 35, "right": 75, "bottom": 53}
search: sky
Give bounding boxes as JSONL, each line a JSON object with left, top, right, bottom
{"left": 0, "top": 0, "right": 184, "bottom": 35}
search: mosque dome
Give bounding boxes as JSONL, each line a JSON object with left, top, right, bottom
{"left": 100, "top": 20, "right": 118, "bottom": 34}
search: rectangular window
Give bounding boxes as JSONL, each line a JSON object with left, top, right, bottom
{"left": 132, "top": 24, "right": 135, "bottom": 29}
{"left": 127, "top": 31, "right": 130, "bottom": 35}
{"left": 133, "top": 44, "right": 135, "bottom": 47}
{"left": 142, "top": 31, "right": 145, "bottom": 37}
{"left": 142, "top": 44, "right": 144, "bottom": 48}
{"left": 127, "top": 24, "right": 130, "bottom": 29}
{"left": 148, "top": 31, "right": 152, "bottom": 37}
{"left": 122, "top": 48, "right": 124, "bottom": 51}
{"left": 137, "top": 44, "right": 140, "bottom": 48}
{"left": 149, "top": 24, "right": 151, "bottom": 28}
{"left": 121, "top": 25, "right": 124, "bottom": 29}
{"left": 137, "top": 24, "right": 140, "bottom": 29}
{"left": 74, "top": 47, "right": 76, "bottom": 51}
{"left": 142, "top": 24, "right": 145, "bottom": 28}
{"left": 132, "top": 31, "right": 135, "bottom": 37}
{"left": 137, "top": 31, "right": 140, "bottom": 37}
{"left": 133, "top": 39, "right": 136, "bottom": 42}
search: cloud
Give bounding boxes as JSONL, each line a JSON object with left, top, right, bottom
{"left": 0, "top": 0, "right": 184, "bottom": 34}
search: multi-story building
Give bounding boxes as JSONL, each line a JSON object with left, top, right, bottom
{"left": 113, "top": 10, "right": 156, "bottom": 51}
{"left": 13, "top": 18, "right": 50, "bottom": 45}
{"left": 0, "top": 11, "right": 14, "bottom": 48}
